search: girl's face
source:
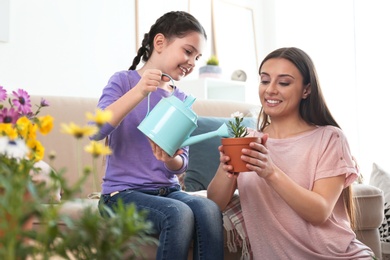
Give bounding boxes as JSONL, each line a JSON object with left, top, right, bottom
{"left": 259, "top": 58, "right": 310, "bottom": 119}
{"left": 160, "top": 31, "right": 206, "bottom": 80}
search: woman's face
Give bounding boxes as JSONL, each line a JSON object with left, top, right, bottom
{"left": 259, "top": 58, "right": 309, "bottom": 119}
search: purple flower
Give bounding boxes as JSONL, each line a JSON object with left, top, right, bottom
{"left": 12, "top": 89, "right": 32, "bottom": 115}
{"left": 0, "top": 107, "right": 20, "bottom": 124}
{"left": 0, "top": 86, "right": 7, "bottom": 102}
{"left": 40, "top": 98, "right": 49, "bottom": 107}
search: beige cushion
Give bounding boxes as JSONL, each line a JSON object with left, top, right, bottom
{"left": 370, "top": 163, "right": 390, "bottom": 203}
{"left": 353, "top": 184, "right": 384, "bottom": 230}
{"left": 369, "top": 163, "right": 390, "bottom": 256}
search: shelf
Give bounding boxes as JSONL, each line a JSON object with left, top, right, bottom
{"left": 177, "top": 78, "right": 246, "bottom": 102}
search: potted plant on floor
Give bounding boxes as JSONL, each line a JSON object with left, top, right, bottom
{"left": 221, "top": 111, "right": 258, "bottom": 172}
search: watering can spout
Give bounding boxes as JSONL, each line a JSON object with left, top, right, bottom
{"left": 181, "top": 123, "right": 230, "bottom": 147}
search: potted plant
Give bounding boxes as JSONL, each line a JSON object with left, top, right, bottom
{"left": 199, "top": 55, "right": 222, "bottom": 78}
{"left": 221, "top": 111, "right": 258, "bottom": 172}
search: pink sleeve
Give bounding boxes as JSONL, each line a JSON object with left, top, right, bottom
{"left": 316, "top": 127, "right": 358, "bottom": 187}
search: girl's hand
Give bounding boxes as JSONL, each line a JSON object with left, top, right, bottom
{"left": 149, "top": 139, "right": 183, "bottom": 163}
{"left": 137, "top": 69, "right": 166, "bottom": 97}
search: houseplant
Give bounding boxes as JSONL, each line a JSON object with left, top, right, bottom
{"left": 0, "top": 86, "right": 54, "bottom": 258}
{"left": 0, "top": 86, "right": 157, "bottom": 259}
{"left": 199, "top": 55, "right": 222, "bottom": 78}
{"left": 221, "top": 111, "right": 257, "bottom": 172}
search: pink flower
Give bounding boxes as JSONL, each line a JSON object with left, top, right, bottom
{"left": 0, "top": 107, "right": 19, "bottom": 124}
{"left": 0, "top": 86, "right": 7, "bottom": 102}
{"left": 12, "top": 89, "right": 32, "bottom": 115}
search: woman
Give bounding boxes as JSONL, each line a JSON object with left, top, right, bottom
{"left": 208, "top": 47, "right": 375, "bottom": 259}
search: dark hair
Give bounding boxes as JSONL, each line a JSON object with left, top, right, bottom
{"left": 258, "top": 47, "right": 339, "bottom": 132}
{"left": 129, "top": 11, "right": 207, "bottom": 70}
{"left": 258, "top": 47, "right": 356, "bottom": 230}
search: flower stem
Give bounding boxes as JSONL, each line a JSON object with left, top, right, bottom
{"left": 92, "top": 157, "right": 99, "bottom": 192}
{"left": 76, "top": 139, "right": 82, "bottom": 180}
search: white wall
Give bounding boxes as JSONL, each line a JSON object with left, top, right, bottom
{"left": 353, "top": 0, "right": 390, "bottom": 182}
{"left": 256, "top": 0, "right": 390, "bottom": 181}
{"left": 1, "top": 0, "right": 389, "bottom": 181}
{"left": 1, "top": 0, "right": 259, "bottom": 98}
{"left": 1, "top": 0, "right": 136, "bottom": 98}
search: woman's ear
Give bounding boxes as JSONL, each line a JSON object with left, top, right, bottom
{"left": 302, "top": 84, "right": 311, "bottom": 99}
{"left": 154, "top": 33, "right": 166, "bottom": 53}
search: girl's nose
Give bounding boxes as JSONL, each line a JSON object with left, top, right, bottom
{"left": 188, "top": 56, "right": 196, "bottom": 67}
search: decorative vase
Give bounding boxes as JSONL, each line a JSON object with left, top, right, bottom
{"left": 221, "top": 137, "right": 258, "bottom": 172}
{"left": 199, "top": 65, "right": 222, "bottom": 79}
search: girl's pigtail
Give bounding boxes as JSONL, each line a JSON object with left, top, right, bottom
{"left": 129, "top": 33, "right": 150, "bottom": 70}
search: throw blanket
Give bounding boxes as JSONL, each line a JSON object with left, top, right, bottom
{"left": 185, "top": 190, "right": 251, "bottom": 259}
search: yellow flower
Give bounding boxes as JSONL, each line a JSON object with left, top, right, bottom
{"left": 14, "top": 116, "right": 39, "bottom": 141}
{"left": 61, "top": 122, "right": 98, "bottom": 139}
{"left": 15, "top": 116, "right": 31, "bottom": 139}
{"left": 0, "top": 123, "right": 18, "bottom": 140}
{"left": 86, "top": 109, "right": 112, "bottom": 127}
{"left": 37, "top": 115, "right": 54, "bottom": 135}
{"left": 84, "top": 140, "right": 112, "bottom": 158}
{"left": 27, "top": 138, "right": 45, "bottom": 161}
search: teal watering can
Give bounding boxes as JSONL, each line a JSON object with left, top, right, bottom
{"left": 137, "top": 73, "right": 229, "bottom": 157}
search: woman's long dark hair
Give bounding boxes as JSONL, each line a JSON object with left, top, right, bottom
{"left": 129, "top": 11, "right": 207, "bottom": 70}
{"left": 258, "top": 47, "right": 356, "bottom": 230}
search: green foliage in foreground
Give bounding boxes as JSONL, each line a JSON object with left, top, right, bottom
{"left": 0, "top": 162, "right": 158, "bottom": 260}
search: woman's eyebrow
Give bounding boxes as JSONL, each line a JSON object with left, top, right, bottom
{"left": 278, "top": 74, "right": 295, "bottom": 79}
{"left": 260, "top": 72, "right": 294, "bottom": 79}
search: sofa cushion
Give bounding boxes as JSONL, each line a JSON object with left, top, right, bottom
{"left": 353, "top": 184, "right": 384, "bottom": 229}
{"left": 184, "top": 116, "right": 256, "bottom": 191}
{"left": 369, "top": 163, "right": 390, "bottom": 243}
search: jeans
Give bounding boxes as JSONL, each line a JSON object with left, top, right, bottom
{"left": 99, "top": 185, "right": 224, "bottom": 260}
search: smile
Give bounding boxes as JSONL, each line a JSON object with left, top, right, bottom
{"left": 180, "top": 66, "right": 190, "bottom": 74}
{"left": 266, "top": 99, "right": 281, "bottom": 104}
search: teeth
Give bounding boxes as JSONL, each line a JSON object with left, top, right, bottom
{"left": 267, "top": 99, "right": 280, "bottom": 104}
{"left": 180, "top": 66, "right": 189, "bottom": 73}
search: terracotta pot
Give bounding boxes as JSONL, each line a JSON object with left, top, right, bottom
{"left": 221, "top": 137, "right": 258, "bottom": 172}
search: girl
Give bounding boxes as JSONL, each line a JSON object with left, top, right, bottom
{"left": 94, "top": 11, "right": 224, "bottom": 260}
{"left": 208, "top": 47, "right": 375, "bottom": 259}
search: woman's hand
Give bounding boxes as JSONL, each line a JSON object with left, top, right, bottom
{"left": 241, "top": 134, "right": 275, "bottom": 179}
{"left": 218, "top": 145, "right": 240, "bottom": 178}
{"left": 207, "top": 145, "right": 239, "bottom": 210}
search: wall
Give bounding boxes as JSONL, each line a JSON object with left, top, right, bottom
{"left": 1, "top": 0, "right": 136, "bottom": 98}
{"left": 257, "top": 0, "right": 390, "bottom": 181}
{"left": 0, "top": 0, "right": 259, "bottom": 98}
{"left": 1, "top": 0, "right": 389, "bottom": 181}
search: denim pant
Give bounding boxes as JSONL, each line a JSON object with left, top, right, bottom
{"left": 99, "top": 185, "right": 224, "bottom": 260}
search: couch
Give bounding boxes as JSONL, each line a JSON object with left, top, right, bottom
{"left": 30, "top": 95, "right": 385, "bottom": 259}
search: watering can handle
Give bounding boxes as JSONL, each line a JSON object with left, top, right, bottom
{"left": 145, "top": 73, "right": 176, "bottom": 117}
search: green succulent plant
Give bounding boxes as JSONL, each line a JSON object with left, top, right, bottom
{"left": 228, "top": 111, "right": 249, "bottom": 138}
{"left": 206, "top": 55, "right": 219, "bottom": 66}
